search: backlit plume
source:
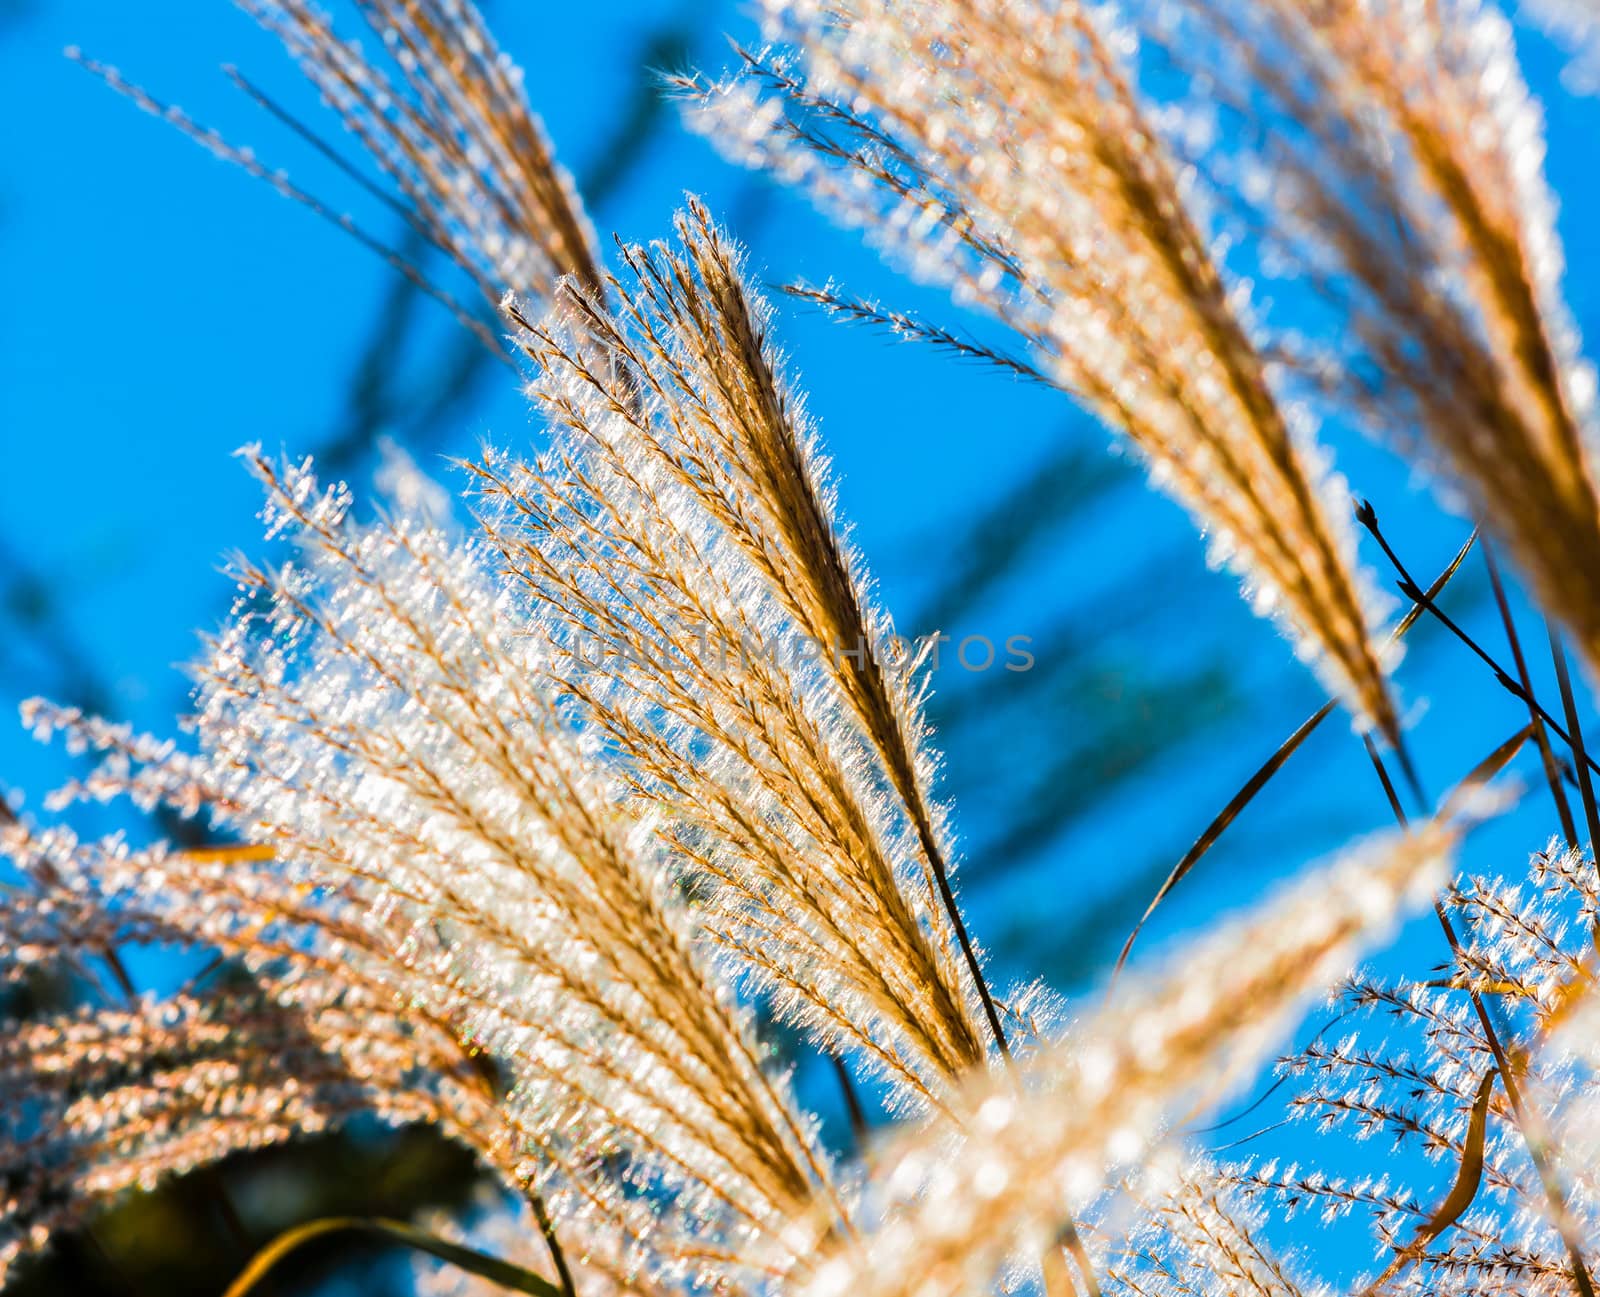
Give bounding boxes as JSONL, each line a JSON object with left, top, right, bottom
{"left": 237, "top": 0, "right": 603, "bottom": 307}
{"left": 680, "top": 0, "right": 1404, "bottom": 742}
{"left": 6, "top": 450, "right": 848, "bottom": 1291}
{"left": 22, "top": 0, "right": 1600, "bottom": 1294}
{"left": 788, "top": 821, "right": 1454, "bottom": 1297}
{"left": 69, "top": 0, "right": 601, "bottom": 358}
{"left": 478, "top": 201, "right": 993, "bottom": 1111}
{"left": 1149, "top": 0, "right": 1600, "bottom": 687}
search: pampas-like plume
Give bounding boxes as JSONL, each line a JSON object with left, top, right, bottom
{"left": 0, "top": 818, "right": 505, "bottom": 1286}
{"left": 82, "top": 0, "right": 1004, "bottom": 1108}
{"left": 9, "top": 450, "right": 849, "bottom": 1291}
{"left": 0, "top": 817, "right": 696, "bottom": 1297}
{"left": 37, "top": 1, "right": 1600, "bottom": 1293}
{"left": 0, "top": 974, "right": 469, "bottom": 1288}
{"left": 236, "top": 0, "right": 603, "bottom": 307}
{"left": 476, "top": 201, "right": 995, "bottom": 1109}
{"left": 786, "top": 818, "right": 1455, "bottom": 1297}
{"left": 1111, "top": 1156, "right": 1313, "bottom": 1297}
{"left": 679, "top": 0, "right": 1403, "bottom": 742}
{"left": 1151, "top": 0, "right": 1600, "bottom": 684}
{"left": 73, "top": 0, "right": 600, "bottom": 356}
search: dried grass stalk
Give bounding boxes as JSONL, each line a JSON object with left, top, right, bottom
{"left": 238, "top": 0, "right": 602, "bottom": 306}
{"left": 477, "top": 200, "right": 993, "bottom": 1108}
{"left": 9, "top": 451, "right": 847, "bottom": 1290}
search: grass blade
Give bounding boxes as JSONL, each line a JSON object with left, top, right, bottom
{"left": 1365, "top": 1068, "right": 1498, "bottom": 1292}
{"left": 221, "top": 1217, "right": 565, "bottom": 1297}
{"left": 1111, "top": 530, "right": 1478, "bottom": 985}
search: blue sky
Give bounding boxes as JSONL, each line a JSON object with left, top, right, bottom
{"left": 6, "top": 0, "right": 1600, "bottom": 1285}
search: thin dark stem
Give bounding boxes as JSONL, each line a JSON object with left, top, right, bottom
{"left": 780, "top": 281, "right": 1051, "bottom": 384}
{"left": 1483, "top": 543, "right": 1578, "bottom": 848}
{"left": 1389, "top": 731, "right": 1426, "bottom": 810}
{"left": 69, "top": 51, "right": 510, "bottom": 363}
{"left": 225, "top": 68, "right": 422, "bottom": 231}
{"left": 1362, "top": 740, "right": 1595, "bottom": 1297}
{"left": 1112, "top": 701, "right": 1335, "bottom": 988}
{"left": 529, "top": 1192, "right": 578, "bottom": 1297}
{"left": 1112, "top": 530, "right": 1477, "bottom": 985}
{"left": 1363, "top": 735, "right": 1409, "bottom": 825}
{"left": 102, "top": 946, "right": 140, "bottom": 1002}
{"left": 1549, "top": 626, "right": 1600, "bottom": 889}
{"left": 455, "top": 1036, "right": 572, "bottom": 1294}
{"left": 827, "top": 1051, "right": 869, "bottom": 1150}
{"left": 915, "top": 815, "right": 1010, "bottom": 1059}
{"left": 1359, "top": 505, "right": 1600, "bottom": 782}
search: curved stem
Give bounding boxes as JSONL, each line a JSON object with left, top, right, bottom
{"left": 221, "top": 1216, "right": 565, "bottom": 1297}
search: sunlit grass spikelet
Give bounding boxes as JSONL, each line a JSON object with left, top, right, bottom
{"left": 1110, "top": 1157, "right": 1313, "bottom": 1296}
{"left": 787, "top": 819, "right": 1456, "bottom": 1297}
{"left": 679, "top": 0, "right": 1403, "bottom": 742}
{"left": 8, "top": 452, "right": 849, "bottom": 1290}
{"left": 237, "top": 0, "right": 603, "bottom": 307}
{"left": 73, "top": 0, "right": 602, "bottom": 356}
{"left": 25, "top": 1, "right": 1600, "bottom": 1293}
{"left": 1239, "top": 840, "right": 1600, "bottom": 1289}
{"left": 0, "top": 820, "right": 498, "bottom": 1289}
{"left": 1154, "top": 0, "right": 1600, "bottom": 684}
{"left": 477, "top": 200, "right": 993, "bottom": 1107}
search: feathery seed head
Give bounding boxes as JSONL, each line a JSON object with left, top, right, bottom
{"left": 482, "top": 201, "right": 995, "bottom": 1107}
{"left": 681, "top": 0, "right": 1405, "bottom": 742}
{"left": 8, "top": 449, "right": 846, "bottom": 1289}
{"left": 787, "top": 818, "right": 1456, "bottom": 1297}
